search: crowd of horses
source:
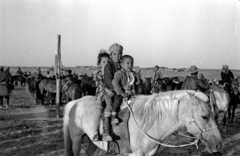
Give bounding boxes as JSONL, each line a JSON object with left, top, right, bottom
{"left": 8, "top": 73, "right": 240, "bottom": 126}
{"left": 2, "top": 71, "right": 240, "bottom": 155}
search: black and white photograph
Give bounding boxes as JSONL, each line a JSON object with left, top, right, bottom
{"left": 0, "top": 0, "right": 240, "bottom": 155}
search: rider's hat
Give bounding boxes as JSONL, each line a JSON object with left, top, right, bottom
{"left": 154, "top": 65, "right": 159, "bottom": 69}
{"left": 108, "top": 43, "right": 123, "bottom": 54}
{"left": 189, "top": 65, "right": 198, "bottom": 74}
{"left": 222, "top": 65, "right": 229, "bottom": 70}
{"left": 98, "top": 49, "right": 108, "bottom": 55}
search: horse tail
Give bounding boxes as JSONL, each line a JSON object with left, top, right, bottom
{"left": 63, "top": 101, "right": 77, "bottom": 156}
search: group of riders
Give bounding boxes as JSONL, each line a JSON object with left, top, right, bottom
{"left": 1, "top": 43, "right": 240, "bottom": 141}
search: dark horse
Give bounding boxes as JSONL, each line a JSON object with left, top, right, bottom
{"left": 228, "top": 85, "right": 240, "bottom": 124}
{"left": 151, "top": 77, "right": 183, "bottom": 93}
{"left": 12, "top": 75, "right": 26, "bottom": 87}
{"left": 217, "top": 80, "right": 240, "bottom": 124}
{"left": 81, "top": 74, "right": 96, "bottom": 96}
{"left": 35, "top": 77, "right": 82, "bottom": 105}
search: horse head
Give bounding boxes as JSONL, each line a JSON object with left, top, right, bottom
{"left": 152, "top": 78, "right": 166, "bottom": 93}
{"left": 182, "top": 91, "right": 222, "bottom": 153}
{"left": 144, "top": 77, "right": 152, "bottom": 94}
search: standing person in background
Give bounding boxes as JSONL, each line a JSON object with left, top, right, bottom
{"left": 36, "top": 67, "right": 43, "bottom": 81}
{"left": 5, "top": 67, "right": 11, "bottom": 76}
{"left": 37, "top": 67, "right": 42, "bottom": 75}
{"left": 135, "top": 68, "right": 143, "bottom": 83}
{"left": 151, "top": 65, "right": 162, "bottom": 85}
{"left": 16, "top": 67, "right": 23, "bottom": 76}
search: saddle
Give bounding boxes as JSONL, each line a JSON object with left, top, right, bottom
{"left": 107, "top": 98, "right": 135, "bottom": 154}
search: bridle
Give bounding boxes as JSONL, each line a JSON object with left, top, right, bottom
{"left": 186, "top": 110, "right": 218, "bottom": 145}
{"left": 125, "top": 99, "right": 218, "bottom": 149}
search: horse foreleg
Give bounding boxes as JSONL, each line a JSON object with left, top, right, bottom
{"left": 222, "top": 112, "right": 227, "bottom": 133}
{"left": 231, "top": 103, "right": 238, "bottom": 124}
{"left": 227, "top": 105, "right": 231, "bottom": 122}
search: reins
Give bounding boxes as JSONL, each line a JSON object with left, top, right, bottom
{"left": 124, "top": 98, "right": 217, "bottom": 149}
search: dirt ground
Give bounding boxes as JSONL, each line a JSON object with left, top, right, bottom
{"left": 1, "top": 87, "right": 240, "bottom": 156}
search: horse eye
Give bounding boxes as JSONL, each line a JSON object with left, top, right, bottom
{"left": 202, "top": 116, "right": 208, "bottom": 120}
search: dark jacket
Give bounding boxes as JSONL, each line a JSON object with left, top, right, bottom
{"left": 65, "top": 74, "right": 73, "bottom": 82}
{"left": 16, "top": 69, "right": 23, "bottom": 75}
{"left": 112, "top": 68, "right": 137, "bottom": 95}
{"left": 0, "top": 70, "right": 10, "bottom": 83}
{"left": 221, "top": 70, "right": 234, "bottom": 84}
{"left": 103, "top": 61, "right": 121, "bottom": 90}
{"left": 181, "top": 75, "right": 209, "bottom": 91}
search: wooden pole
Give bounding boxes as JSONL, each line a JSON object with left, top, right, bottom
{"left": 56, "top": 35, "right": 61, "bottom": 118}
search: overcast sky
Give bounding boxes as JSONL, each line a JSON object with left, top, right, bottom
{"left": 0, "top": 0, "right": 240, "bottom": 69}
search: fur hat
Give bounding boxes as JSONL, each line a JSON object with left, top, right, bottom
{"left": 108, "top": 43, "right": 123, "bottom": 54}
{"left": 222, "top": 65, "right": 229, "bottom": 70}
{"left": 189, "top": 65, "right": 198, "bottom": 74}
{"left": 98, "top": 49, "right": 108, "bottom": 55}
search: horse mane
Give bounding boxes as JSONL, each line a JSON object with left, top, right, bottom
{"left": 133, "top": 90, "right": 208, "bottom": 132}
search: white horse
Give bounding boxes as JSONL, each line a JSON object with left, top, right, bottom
{"left": 63, "top": 90, "right": 222, "bottom": 156}
{"left": 209, "top": 80, "right": 230, "bottom": 132}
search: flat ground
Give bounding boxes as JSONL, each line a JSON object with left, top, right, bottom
{"left": 1, "top": 69, "right": 240, "bottom": 156}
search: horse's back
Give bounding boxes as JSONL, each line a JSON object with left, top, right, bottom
{"left": 65, "top": 96, "right": 100, "bottom": 124}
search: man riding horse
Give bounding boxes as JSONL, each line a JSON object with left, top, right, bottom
{"left": 220, "top": 65, "right": 234, "bottom": 94}
{"left": 181, "top": 65, "right": 209, "bottom": 92}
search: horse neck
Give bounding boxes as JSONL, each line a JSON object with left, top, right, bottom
{"left": 154, "top": 118, "right": 184, "bottom": 140}
{"left": 151, "top": 99, "right": 189, "bottom": 141}
{"left": 212, "top": 86, "right": 230, "bottom": 110}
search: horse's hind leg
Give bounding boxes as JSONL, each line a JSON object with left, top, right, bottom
{"left": 71, "top": 133, "right": 84, "bottom": 156}
{"left": 223, "top": 112, "right": 227, "bottom": 132}
{"left": 85, "top": 136, "right": 97, "bottom": 156}
{"left": 6, "top": 96, "right": 9, "bottom": 107}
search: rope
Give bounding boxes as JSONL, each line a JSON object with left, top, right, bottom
{"left": 124, "top": 99, "right": 200, "bottom": 148}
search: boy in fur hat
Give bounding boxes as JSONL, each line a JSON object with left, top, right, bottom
{"left": 102, "top": 43, "right": 123, "bottom": 141}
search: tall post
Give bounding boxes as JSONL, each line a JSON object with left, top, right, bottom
{"left": 56, "top": 35, "right": 61, "bottom": 118}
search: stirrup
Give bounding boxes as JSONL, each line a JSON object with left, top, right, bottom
{"left": 102, "top": 134, "right": 112, "bottom": 141}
